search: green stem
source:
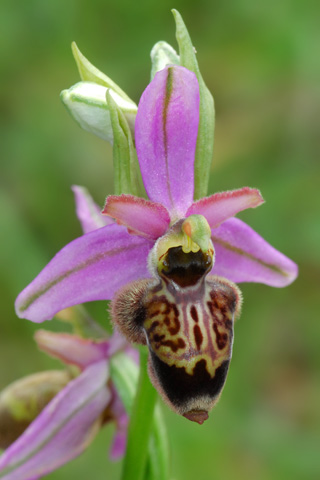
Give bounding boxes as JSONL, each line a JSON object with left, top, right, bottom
{"left": 146, "top": 404, "right": 170, "bottom": 480}
{"left": 110, "top": 352, "right": 169, "bottom": 480}
{"left": 121, "top": 347, "right": 158, "bottom": 480}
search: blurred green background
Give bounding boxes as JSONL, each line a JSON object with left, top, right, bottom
{"left": 1, "top": 0, "right": 319, "bottom": 479}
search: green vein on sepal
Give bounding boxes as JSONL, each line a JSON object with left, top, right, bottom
{"left": 212, "top": 236, "right": 290, "bottom": 277}
{"left": 18, "top": 244, "right": 140, "bottom": 314}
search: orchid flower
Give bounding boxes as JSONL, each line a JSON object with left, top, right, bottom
{"left": 0, "top": 329, "right": 136, "bottom": 480}
{"left": 15, "top": 63, "right": 297, "bottom": 424}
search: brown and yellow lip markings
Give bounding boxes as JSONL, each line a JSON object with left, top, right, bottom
{"left": 111, "top": 247, "right": 242, "bottom": 423}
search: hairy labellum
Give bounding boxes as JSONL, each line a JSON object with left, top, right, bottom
{"left": 112, "top": 243, "right": 241, "bottom": 424}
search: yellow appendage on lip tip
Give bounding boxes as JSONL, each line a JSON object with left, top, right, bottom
{"left": 181, "top": 233, "right": 200, "bottom": 254}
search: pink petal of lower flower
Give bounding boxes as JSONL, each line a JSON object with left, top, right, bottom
{"left": 15, "top": 224, "right": 152, "bottom": 323}
{"left": 72, "top": 185, "right": 112, "bottom": 233}
{"left": 34, "top": 331, "right": 116, "bottom": 369}
{"left": 110, "top": 429, "right": 127, "bottom": 461}
{"left": 109, "top": 392, "right": 128, "bottom": 461}
{"left": 102, "top": 194, "right": 170, "bottom": 240}
{"left": 186, "top": 187, "right": 264, "bottom": 228}
{"left": 135, "top": 66, "right": 200, "bottom": 218}
{"left": 0, "top": 361, "right": 110, "bottom": 480}
{"left": 108, "top": 329, "right": 137, "bottom": 359}
{"left": 212, "top": 217, "right": 298, "bottom": 287}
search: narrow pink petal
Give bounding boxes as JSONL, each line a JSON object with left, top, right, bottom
{"left": 15, "top": 224, "right": 152, "bottom": 323}
{"left": 135, "top": 66, "right": 199, "bottom": 217}
{"left": 109, "top": 329, "right": 139, "bottom": 361}
{"left": 34, "top": 331, "right": 120, "bottom": 369}
{"left": 212, "top": 218, "right": 298, "bottom": 287}
{"left": 0, "top": 361, "right": 110, "bottom": 480}
{"left": 72, "top": 185, "right": 112, "bottom": 233}
{"left": 102, "top": 194, "right": 170, "bottom": 240}
{"left": 109, "top": 393, "right": 128, "bottom": 461}
{"left": 186, "top": 187, "right": 264, "bottom": 228}
{"left": 110, "top": 429, "right": 127, "bottom": 461}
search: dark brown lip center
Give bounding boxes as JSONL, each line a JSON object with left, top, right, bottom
{"left": 161, "top": 246, "right": 212, "bottom": 287}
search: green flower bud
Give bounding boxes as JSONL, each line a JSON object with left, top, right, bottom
{"left": 0, "top": 371, "right": 71, "bottom": 449}
{"left": 71, "top": 42, "right": 133, "bottom": 102}
{"left": 60, "top": 82, "right": 137, "bottom": 143}
{"left": 61, "top": 42, "right": 137, "bottom": 143}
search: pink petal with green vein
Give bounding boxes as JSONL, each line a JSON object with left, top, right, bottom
{"left": 135, "top": 66, "right": 199, "bottom": 218}
{"left": 102, "top": 194, "right": 170, "bottom": 240}
{"left": 0, "top": 361, "right": 110, "bottom": 480}
{"left": 186, "top": 187, "right": 264, "bottom": 228}
{"left": 15, "top": 224, "right": 152, "bottom": 323}
{"left": 72, "top": 185, "right": 112, "bottom": 233}
{"left": 211, "top": 217, "right": 298, "bottom": 287}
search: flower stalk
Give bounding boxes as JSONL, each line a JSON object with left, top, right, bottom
{"left": 110, "top": 352, "right": 169, "bottom": 480}
{"left": 120, "top": 347, "right": 159, "bottom": 480}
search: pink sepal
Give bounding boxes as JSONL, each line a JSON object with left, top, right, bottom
{"left": 72, "top": 185, "right": 112, "bottom": 233}
{"left": 212, "top": 217, "right": 298, "bottom": 287}
{"left": 103, "top": 194, "right": 171, "bottom": 240}
{"left": 186, "top": 187, "right": 264, "bottom": 228}
{"left": 34, "top": 330, "right": 126, "bottom": 370}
